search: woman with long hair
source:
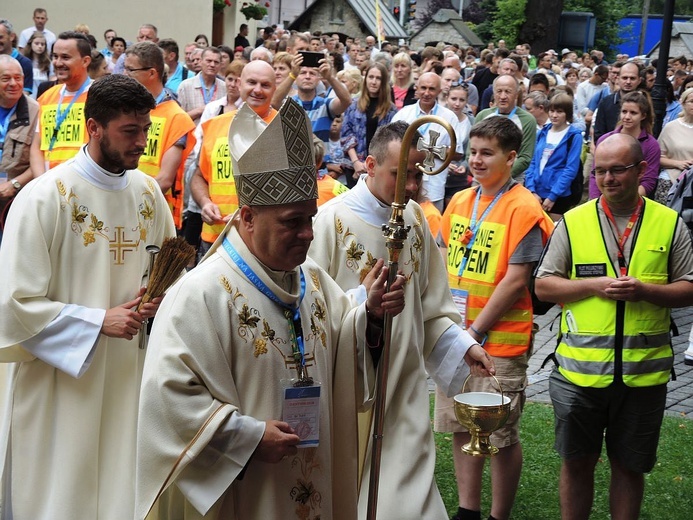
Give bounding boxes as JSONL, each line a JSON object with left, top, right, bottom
{"left": 391, "top": 52, "right": 416, "bottom": 110}
{"left": 590, "top": 90, "right": 660, "bottom": 199}
{"left": 341, "top": 62, "right": 397, "bottom": 184}
{"left": 22, "top": 31, "right": 53, "bottom": 98}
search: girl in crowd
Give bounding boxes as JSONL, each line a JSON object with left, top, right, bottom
{"left": 525, "top": 92, "right": 583, "bottom": 220}
{"left": 88, "top": 50, "right": 110, "bottom": 80}
{"left": 443, "top": 81, "right": 474, "bottom": 207}
{"left": 22, "top": 31, "right": 53, "bottom": 98}
{"left": 109, "top": 37, "right": 126, "bottom": 72}
{"left": 195, "top": 34, "right": 209, "bottom": 47}
{"left": 590, "top": 90, "right": 660, "bottom": 199}
{"left": 564, "top": 68, "right": 579, "bottom": 92}
{"left": 391, "top": 52, "right": 416, "bottom": 110}
{"left": 341, "top": 62, "right": 397, "bottom": 185}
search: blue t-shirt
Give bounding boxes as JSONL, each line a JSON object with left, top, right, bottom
{"left": 292, "top": 95, "right": 334, "bottom": 144}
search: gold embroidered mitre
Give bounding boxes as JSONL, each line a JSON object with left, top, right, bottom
{"left": 228, "top": 97, "right": 317, "bottom": 206}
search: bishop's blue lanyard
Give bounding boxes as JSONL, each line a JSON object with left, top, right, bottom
{"left": 0, "top": 104, "right": 18, "bottom": 164}
{"left": 457, "top": 185, "right": 509, "bottom": 276}
{"left": 222, "top": 237, "right": 308, "bottom": 368}
{"left": 49, "top": 78, "right": 91, "bottom": 151}
{"left": 200, "top": 80, "right": 217, "bottom": 105}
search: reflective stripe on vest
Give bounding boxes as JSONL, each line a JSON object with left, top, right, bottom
{"left": 443, "top": 185, "right": 553, "bottom": 357}
{"left": 38, "top": 85, "right": 88, "bottom": 169}
{"left": 557, "top": 199, "right": 676, "bottom": 388}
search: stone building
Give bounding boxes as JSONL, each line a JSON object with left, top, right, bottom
{"left": 409, "top": 9, "right": 483, "bottom": 50}
{"left": 289, "top": 0, "right": 407, "bottom": 42}
{"left": 648, "top": 22, "right": 693, "bottom": 60}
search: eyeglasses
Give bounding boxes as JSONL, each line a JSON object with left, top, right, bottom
{"left": 124, "top": 66, "right": 152, "bottom": 73}
{"left": 592, "top": 163, "right": 638, "bottom": 177}
{"left": 450, "top": 79, "right": 469, "bottom": 89}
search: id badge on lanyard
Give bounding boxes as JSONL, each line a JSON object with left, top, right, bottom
{"left": 281, "top": 380, "right": 321, "bottom": 447}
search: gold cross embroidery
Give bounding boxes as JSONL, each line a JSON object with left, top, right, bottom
{"left": 109, "top": 226, "right": 138, "bottom": 265}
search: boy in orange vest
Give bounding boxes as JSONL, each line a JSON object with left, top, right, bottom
{"left": 436, "top": 117, "right": 553, "bottom": 520}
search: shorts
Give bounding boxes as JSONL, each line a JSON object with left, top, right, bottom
{"left": 434, "top": 353, "right": 528, "bottom": 448}
{"left": 549, "top": 368, "right": 667, "bottom": 473}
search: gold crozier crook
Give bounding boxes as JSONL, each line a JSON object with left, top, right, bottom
{"left": 366, "top": 115, "right": 457, "bottom": 520}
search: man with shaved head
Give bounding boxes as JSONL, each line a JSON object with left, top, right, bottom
{"left": 190, "top": 60, "right": 278, "bottom": 254}
{"left": 536, "top": 133, "right": 693, "bottom": 520}
{"left": 392, "top": 72, "right": 466, "bottom": 211}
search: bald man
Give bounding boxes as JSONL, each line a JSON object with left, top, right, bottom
{"left": 190, "top": 61, "right": 278, "bottom": 252}
{"left": 392, "top": 72, "right": 466, "bottom": 211}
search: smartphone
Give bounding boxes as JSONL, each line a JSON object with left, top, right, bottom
{"left": 298, "top": 51, "right": 325, "bottom": 68}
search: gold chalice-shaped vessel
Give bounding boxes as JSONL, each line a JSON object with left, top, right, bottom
{"left": 454, "top": 375, "right": 511, "bottom": 457}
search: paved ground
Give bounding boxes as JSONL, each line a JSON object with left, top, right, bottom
{"left": 429, "top": 306, "right": 693, "bottom": 419}
{"left": 527, "top": 306, "right": 693, "bottom": 419}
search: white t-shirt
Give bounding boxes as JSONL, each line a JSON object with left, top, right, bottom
{"left": 539, "top": 126, "right": 569, "bottom": 174}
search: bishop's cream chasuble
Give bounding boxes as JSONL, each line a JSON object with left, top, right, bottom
{"left": 136, "top": 223, "right": 371, "bottom": 520}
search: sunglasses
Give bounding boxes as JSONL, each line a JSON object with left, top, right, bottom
{"left": 450, "top": 79, "right": 469, "bottom": 89}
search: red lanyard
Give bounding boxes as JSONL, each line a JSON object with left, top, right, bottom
{"left": 600, "top": 196, "right": 643, "bottom": 276}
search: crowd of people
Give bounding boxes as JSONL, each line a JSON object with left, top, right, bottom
{"left": 1, "top": 6, "right": 693, "bottom": 520}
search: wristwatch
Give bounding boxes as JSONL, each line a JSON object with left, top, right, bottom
{"left": 10, "top": 179, "right": 21, "bottom": 191}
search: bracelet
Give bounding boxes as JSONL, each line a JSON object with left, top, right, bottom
{"left": 469, "top": 325, "right": 488, "bottom": 346}
{"left": 289, "top": 72, "right": 297, "bottom": 81}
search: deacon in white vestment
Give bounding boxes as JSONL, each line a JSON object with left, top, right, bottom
{"left": 0, "top": 75, "right": 175, "bottom": 519}
{"left": 310, "top": 121, "right": 494, "bottom": 519}
{"left": 136, "top": 98, "right": 405, "bottom": 520}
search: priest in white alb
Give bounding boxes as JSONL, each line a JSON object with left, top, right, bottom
{"left": 135, "top": 98, "right": 406, "bottom": 520}
{"left": 0, "top": 75, "right": 175, "bottom": 519}
{"left": 309, "top": 121, "right": 495, "bottom": 519}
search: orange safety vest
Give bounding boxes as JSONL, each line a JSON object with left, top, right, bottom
{"left": 317, "top": 174, "right": 348, "bottom": 206}
{"left": 199, "top": 108, "right": 276, "bottom": 243}
{"left": 138, "top": 99, "right": 196, "bottom": 229}
{"left": 420, "top": 199, "right": 442, "bottom": 239}
{"left": 442, "top": 184, "right": 553, "bottom": 357}
{"left": 38, "top": 84, "right": 89, "bottom": 169}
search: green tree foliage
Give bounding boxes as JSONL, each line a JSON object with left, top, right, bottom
{"left": 645, "top": 1, "right": 693, "bottom": 16}
{"left": 489, "top": 0, "right": 527, "bottom": 46}
{"left": 563, "top": 0, "right": 630, "bottom": 57}
{"left": 465, "top": 0, "right": 637, "bottom": 57}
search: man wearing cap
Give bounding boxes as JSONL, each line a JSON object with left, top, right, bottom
{"left": 135, "top": 98, "right": 406, "bottom": 520}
